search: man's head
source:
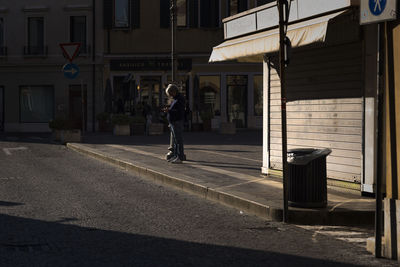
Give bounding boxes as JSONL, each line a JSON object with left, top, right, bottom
{"left": 165, "top": 84, "right": 179, "bottom": 98}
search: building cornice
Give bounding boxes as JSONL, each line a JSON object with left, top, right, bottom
{"left": 63, "top": 5, "right": 93, "bottom": 12}
{"left": 23, "top": 6, "right": 50, "bottom": 12}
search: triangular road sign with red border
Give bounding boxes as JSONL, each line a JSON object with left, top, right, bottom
{"left": 60, "top": 43, "right": 81, "bottom": 62}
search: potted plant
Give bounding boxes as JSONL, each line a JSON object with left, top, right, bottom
{"left": 49, "top": 118, "right": 81, "bottom": 144}
{"left": 96, "top": 112, "right": 112, "bottom": 132}
{"left": 130, "top": 115, "right": 146, "bottom": 135}
{"left": 111, "top": 114, "right": 132, "bottom": 136}
{"left": 200, "top": 110, "right": 214, "bottom": 131}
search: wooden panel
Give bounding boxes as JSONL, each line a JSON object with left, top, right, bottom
{"left": 268, "top": 42, "right": 363, "bottom": 183}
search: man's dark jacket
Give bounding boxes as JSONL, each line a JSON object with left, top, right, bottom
{"left": 167, "top": 93, "right": 185, "bottom": 123}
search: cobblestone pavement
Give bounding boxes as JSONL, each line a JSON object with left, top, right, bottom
{"left": 0, "top": 134, "right": 396, "bottom": 266}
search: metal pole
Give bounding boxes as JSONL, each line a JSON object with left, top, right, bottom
{"left": 81, "top": 79, "right": 85, "bottom": 136}
{"left": 278, "top": 0, "right": 289, "bottom": 223}
{"left": 170, "top": 0, "right": 177, "bottom": 83}
{"left": 375, "top": 22, "right": 384, "bottom": 259}
{"left": 92, "top": 0, "right": 96, "bottom": 132}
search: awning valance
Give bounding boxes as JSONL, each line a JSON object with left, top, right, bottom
{"left": 209, "top": 11, "right": 346, "bottom": 63}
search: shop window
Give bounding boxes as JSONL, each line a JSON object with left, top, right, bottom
{"left": 199, "top": 76, "right": 221, "bottom": 116}
{"left": 166, "top": 75, "right": 189, "bottom": 104}
{"left": 70, "top": 16, "right": 88, "bottom": 54}
{"left": 20, "top": 86, "right": 54, "bottom": 123}
{"left": 25, "top": 17, "right": 46, "bottom": 55}
{"left": 227, "top": 75, "right": 247, "bottom": 128}
{"left": 254, "top": 75, "right": 263, "bottom": 116}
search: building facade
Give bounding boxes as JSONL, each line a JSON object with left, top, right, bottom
{"left": 209, "top": 0, "right": 383, "bottom": 193}
{"left": 0, "top": 0, "right": 104, "bottom": 133}
{"left": 101, "top": 0, "right": 268, "bottom": 130}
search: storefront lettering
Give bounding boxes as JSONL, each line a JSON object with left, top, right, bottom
{"left": 110, "top": 59, "right": 192, "bottom": 71}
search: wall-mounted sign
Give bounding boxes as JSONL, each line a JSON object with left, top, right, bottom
{"left": 360, "top": 0, "right": 397, "bottom": 25}
{"left": 63, "top": 63, "right": 80, "bottom": 79}
{"left": 110, "top": 58, "right": 192, "bottom": 71}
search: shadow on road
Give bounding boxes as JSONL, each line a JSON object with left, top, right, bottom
{"left": 0, "top": 201, "right": 24, "bottom": 207}
{"left": 0, "top": 213, "right": 363, "bottom": 267}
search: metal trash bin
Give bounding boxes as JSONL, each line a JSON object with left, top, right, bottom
{"left": 287, "top": 148, "right": 332, "bottom": 208}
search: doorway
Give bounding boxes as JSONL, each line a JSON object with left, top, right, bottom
{"left": 69, "top": 85, "right": 87, "bottom": 131}
{"left": 0, "top": 86, "right": 3, "bottom": 132}
{"left": 227, "top": 75, "right": 248, "bottom": 128}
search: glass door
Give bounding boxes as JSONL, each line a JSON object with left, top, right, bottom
{"left": 227, "top": 75, "right": 248, "bottom": 128}
{"left": 0, "top": 86, "right": 3, "bottom": 131}
{"left": 139, "top": 76, "right": 162, "bottom": 121}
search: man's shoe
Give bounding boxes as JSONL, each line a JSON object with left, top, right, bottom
{"left": 166, "top": 151, "right": 174, "bottom": 160}
{"left": 182, "top": 154, "right": 186, "bottom": 161}
{"left": 170, "top": 157, "right": 182, "bottom": 164}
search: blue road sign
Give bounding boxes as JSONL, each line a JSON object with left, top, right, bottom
{"left": 62, "top": 63, "right": 80, "bottom": 79}
{"left": 369, "top": 0, "right": 387, "bottom": 16}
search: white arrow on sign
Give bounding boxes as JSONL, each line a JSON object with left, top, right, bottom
{"left": 64, "top": 68, "right": 78, "bottom": 75}
{"left": 3, "top": 147, "right": 28, "bottom": 155}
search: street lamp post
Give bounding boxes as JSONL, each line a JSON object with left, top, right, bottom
{"left": 278, "top": 0, "right": 289, "bottom": 223}
{"left": 170, "top": 0, "right": 177, "bottom": 83}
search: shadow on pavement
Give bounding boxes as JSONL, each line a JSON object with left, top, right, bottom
{"left": 0, "top": 213, "right": 364, "bottom": 267}
{"left": 0, "top": 201, "right": 24, "bottom": 207}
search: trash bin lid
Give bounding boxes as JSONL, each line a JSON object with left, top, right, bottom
{"left": 287, "top": 148, "right": 332, "bottom": 165}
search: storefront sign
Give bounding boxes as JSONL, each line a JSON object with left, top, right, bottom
{"left": 110, "top": 58, "right": 192, "bottom": 71}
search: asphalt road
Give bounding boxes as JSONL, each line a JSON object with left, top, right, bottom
{"left": 0, "top": 135, "right": 396, "bottom": 267}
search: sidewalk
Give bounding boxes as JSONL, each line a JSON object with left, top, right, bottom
{"left": 67, "top": 130, "right": 376, "bottom": 226}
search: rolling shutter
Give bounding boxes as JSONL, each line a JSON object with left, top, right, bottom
{"left": 269, "top": 42, "right": 364, "bottom": 183}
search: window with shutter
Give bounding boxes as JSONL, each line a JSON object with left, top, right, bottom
{"left": 103, "top": 0, "right": 113, "bottom": 28}
{"left": 256, "top": 0, "right": 274, "bottom": 6}
{"left": 160, "top": 0, "right": 170, "bottom": 28}
{"left": 200, "top": 0, "right": 219, "bottom": 28}
{"left": 228, "top": 0, "right": 247, "bottom": 16}
{"left": 130, "top": 0, "right": 140, "bottom": 28}
{"left": 188, "top": 0, "right": 198, "bottom": 28}
{"left": 114, "top": 0, "right": 129, "bottom": 28}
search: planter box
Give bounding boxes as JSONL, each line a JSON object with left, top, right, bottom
{"left": 131, "top": 123, "right": 145, "bottom": 135}
{"left": 219, "top": 122, "right": 236, "bottom": 135}
{"left": 53, "top": 129, "right": 82, "bottom": 143}
{"left": 149, "top": 123, "right": 164, "bottom": 135}
{"left": 61, "top": 129, "right": 82, "bottom": 144}
{"left": 113, "top": 124, "right": 130, "bottom": 136}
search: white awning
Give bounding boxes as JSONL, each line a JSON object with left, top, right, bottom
{"left": 209, "top": 11, "right": 346, "bottom": 63}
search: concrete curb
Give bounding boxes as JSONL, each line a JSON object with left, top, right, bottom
{"left": 67, "top": 143, "right": 374, "bottom": 226}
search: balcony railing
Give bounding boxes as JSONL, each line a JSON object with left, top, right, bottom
{"left": 24, "top": 45, "right": 48, "bottom": 56}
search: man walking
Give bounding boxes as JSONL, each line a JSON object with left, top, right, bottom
{"left": 165, "top": 84, "right": 186, "bottom": 163}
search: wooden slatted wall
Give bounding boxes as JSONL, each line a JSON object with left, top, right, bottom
{"left": 269, "top": 42, "right": 363, "bottom": 183}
